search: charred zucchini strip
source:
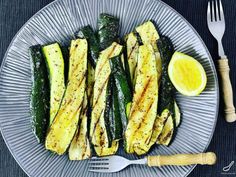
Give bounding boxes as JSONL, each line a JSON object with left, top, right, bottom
{"left": 103, "top": 76, "right": 115, "bottom": 147}
{"left": 42, "top": 43, "right": 65, "bottom": 125}
{"left": 133, "top": 110, "right": 169, "bottom": 155}
{"left": 30, "top": 45, "right": 49, "bottom": 143}
{"left": 125, "top": 32, "right": 139, "bottom": 87}
{"left": 135, "top": 21, "right": 159, "bottom": 51}
{"left": 45, "top": 39, "right": 88, "bottom": 155}
{"left": 76, "top": 25, "right": 100, "bottom": 67}
{"left": 94, "top": 141, "right": 119, "bottom": 156}
{"left": 98, "top": 14, "right": 119, "bottom": 50}
{"left": 125, "top": 44, "right": 158, "bottom": 154}
{"left": 135, "top": 21, "right": 162, "bottom": 78}
{"left": 156, "top": 36, "right": 178, "bottom": 146}
{"left": 87, "top": 61, "right": 95, "bottom": 106}
{"left": 156, "top": 110, "right": 174, "bottom": 146}
{"left": 110, "top": 55, "right": 132, "bottom": 135}
{"left": 90, "top": 42, "right": 123, "bottom": 149}
{"left": 69, "top": 93, "right": 91, "bottom": 160}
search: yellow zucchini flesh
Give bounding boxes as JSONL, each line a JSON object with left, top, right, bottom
{"left": 125, "top": 44, "right": 158, "bottom": 154}
{"left": 94, "top": 141, "right": 119, "bottom": 156}
{"left": 42, "top": 43, "right": 65, "bottom": 125}
{"left": 87, "top": 61, "right": 95, "bottom": 106}
{"left": 45, "top": 39, "right": 88, "bottom": 155}
{"left": 156, "top": 109, "right": 174, "bottom": 146}
{"left": 133, "top": 109, "right": 169, "bottom": 155}
{"left": 69, "top": 93, "right": 91, "bottom": 160}
{"left": 125, "top": 32, "right": 139, "bottom": 86}
{"left": 90, "top": 42, "right": 123, "bottom": 155}
{"left": 135, "top": 21, "right": 159, "bottom": 51}
{"left": 135, "top": 21, "right": 162, "bottom": 79}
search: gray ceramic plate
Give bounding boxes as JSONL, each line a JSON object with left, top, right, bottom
{"left": 0, "top": 0, "right": 219, "bottom": 176}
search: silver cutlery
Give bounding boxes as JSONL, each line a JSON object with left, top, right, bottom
{"left": 207, "top": 0, "right": 236, "bottom": 122}
{"left": 88, "top": 152, "right": 216, "bottom": 173}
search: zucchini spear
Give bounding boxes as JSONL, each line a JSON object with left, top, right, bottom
{"left": 110, "top": 55, "right": 132, "bottom": 135}
{"left": 29, "top": 45, "right": 49, "bottom": 143}
{"left": 156, "top": 36, "right": 180, "bottom": 146}
{"left": 76, "top": 25, "right": 100, "bottom": 67}
{"left": 125, "top": 32, "right": 139, "bottom": 88}
{"left": 98, "top": 13, "right": 119, "bottom": 50}
{"left": 42, "top": 43, "right": 65, "bottom": 125}
{"left": 90, "top": 42, "right": 122, "bottom": 156}
{"left": 125, "top": 44, "right": 159, "bottom": 154}
{"left": 69, "top": 93, "right": 91, "bottom": 160}
{"left": 45, "top": 39, "right": 88, "bottom": 155}
{"left": 103, "top": 76, "right": 115, "bottom": 147}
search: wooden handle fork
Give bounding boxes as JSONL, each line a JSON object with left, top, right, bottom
{"left": 218, "top": 58, "right": 236, "bottom": 122}
{"left": 147, "top": 152, "right": 217, "bottom": 167}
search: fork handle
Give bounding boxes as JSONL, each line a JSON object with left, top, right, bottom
{"left": 218, "top": 58, "right": 236, "bottom": 122}
{"left": 147, "top": 152, "right": 216, "bottom": 167}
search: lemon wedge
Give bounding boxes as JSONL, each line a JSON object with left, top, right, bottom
{"left": 168, "top": 52, "right": 207, "bottom": 96}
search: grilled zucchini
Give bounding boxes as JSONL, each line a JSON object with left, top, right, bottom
{"left": 45, "top": 39, "right": 88, "bottom": 155}
{"left": 174, "top": 101, "right": 181, "bottom": 127}
{"left": 135, "top": 21, "right": 162, "bottom": 77}
{"left": 156, "top": 36, "right": 177, "bottom": 146}
{"left": 125, "top": 44, "right": 158, "bottom": 154}
{"left": 98, "top": 14, "right": 119, "bottom": 50}
{"left": 76, "top": 25, "right": 100, "bottom": 67}
{"left": 69, "top": 93, "right": 91, "bottom": 160}
{"left": 42, "top": 43, "right": 65, "bottom": 125}
{"left": 61, "top": 46, "right": 69, "bottom": 84}
{"left": 90, "top": 42, "right": 123, "bottom": 155}
{"left": 110, "top": 76, "right": 123, "bottom": 140}
{"left": 125, "top": 32, "right": 139, "bottom": 87}
{"left": 110, "top": 55, "right": 132, "bottom": 135}
{"left": 156, "top": 110, "right": 174, "bottom": 146}
{"left": 30, "top": 45, "right": 49, "bottom": 143}
{"left": 94, "top": 141, "right": 119, "bottom": 156}
{"left": 135, "top": 21, "right": 159, "bottom": 50}
{"left": 103, "top": 76, "right": 115, "bottom": 146}
{"left": 133, "top": 110, "right": 169, "bottom": 155}
{"left": 87, "top": 61, "right": 95, "bottom": 106}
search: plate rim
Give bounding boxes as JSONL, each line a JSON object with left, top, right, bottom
{"left": 0, "top": 0, "right": 219, "bottom": 176}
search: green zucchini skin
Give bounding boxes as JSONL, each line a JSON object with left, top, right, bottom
{"left": 104, "top": 74, "right": 124, "bottom": 144}
{"left": 104, "top": 76, "right": 114, "bottom": 147}
{"left": 61, "top": 46, "right": 69, "bottom": 84}
{"left": 86, "top": 60, "right": 95, "bottom": 133}
{"left": 98, "top": 13, "right": 119, "bottom": 50}
{"left": 111, "top": 75, "right": 123, "bottom": 140}
{"left": 156, "top": 36, "right": 177, "bottom": 146}
{"left": 76, "top": 25, "right": 100, "bottom": 67}
{"left": 110, "top": 55, "right": 132, "bottom": 135}
{"left": 29, "top": 45, "right": 49, "bottom": 143}
{"left": 157, "top": 36, "right": 175, "bottom": 114}
{"left": 133, "top": 31, "right": 143, "bottom": 45}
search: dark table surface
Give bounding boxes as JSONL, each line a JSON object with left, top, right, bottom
{"left": 0, "top": 0, "right": 236, "bottom": 177}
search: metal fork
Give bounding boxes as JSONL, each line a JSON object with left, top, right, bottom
{"left": 207, "top": 0, "right": 236, "bottom": 122}
{"left": 88, "top": 152, "right": 216, "bottom": 173}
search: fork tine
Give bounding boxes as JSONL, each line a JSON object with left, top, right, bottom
{"left": 88, "top": 168, "right": 109, "bottom": 173}
{"left": 88, "top": 164, "right": 109, "bottom": 168}
{"left": 215, "top": 0, "right": 219, "bottom": 21}
{"left": 90, "top": 157, "right": 109, "bottom": 161}
{"left": 211, "top": 0, "right": 215, "bottom": 21}
{"left": 207, "top": 1, "right": 211, "bottom": 23}
{"left": 88, "top": 161, "right": 109, "bottom": 164}
{"left": 219, "top": 0, "right": 225, "bottom": 21}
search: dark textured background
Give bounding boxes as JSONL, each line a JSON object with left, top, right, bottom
{"left": 0, "top": 0, "right": 235, "bottom": 177}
